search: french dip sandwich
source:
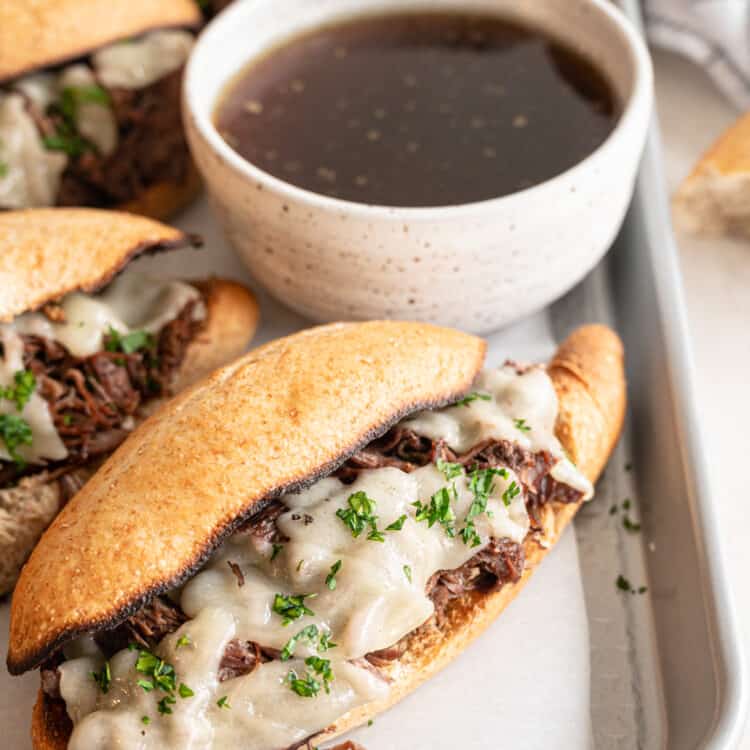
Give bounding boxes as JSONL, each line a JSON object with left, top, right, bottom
{"left": 0, "top": 0, "right": 203, "bottom": 218}
{"left": 0, "top": 207, "right": 258, "bottom": 595}
{"left": 7, "top": 321, "right": 625, "bottom": 749}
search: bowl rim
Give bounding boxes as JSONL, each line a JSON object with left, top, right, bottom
{"left": 184, "top": 0, "right": 654, "bottom": 218}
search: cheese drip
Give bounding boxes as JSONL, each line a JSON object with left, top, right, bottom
{"left": 57, "top": 367, "right": 592, "bottom": 749}
{"left": 0, "top": 272, "right": 202, "bottom": 464}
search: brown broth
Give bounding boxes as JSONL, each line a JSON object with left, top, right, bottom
{"left": 215, "top": 13, "right": 617, "bottom": 207}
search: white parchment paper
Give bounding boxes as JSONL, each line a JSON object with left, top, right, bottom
{"left": 0, "top": 197, "right": 592, "bottom": 749}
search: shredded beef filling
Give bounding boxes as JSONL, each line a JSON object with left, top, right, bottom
{"left": 42, "top": 427, "right": 583, "bottom": 702}
{"left": 49, "top": 69, "right": 191, "bottom": 208}
{"left": 0, "top": 299, "right": 203, "bottom": 488}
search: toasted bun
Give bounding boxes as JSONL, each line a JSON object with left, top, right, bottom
{"left": 0, "top": 0, "right": 201, "bottom": 83}
{"left": 673, "top": 112, "right": 750, "bottom": 238}
{"left": 0, "top": 278, "right": 259, "bottom": 597}
{"left": 0, "top": 208, "right": 199, "bottom": 322}
{"left": 25, "top": 324, "right": 624, "bottom": 750}
{"left": 9, "top": 322, "right": 486, "bottom": 675}
{"left": 115, "top": 161, "right": 203, "bottom": 222}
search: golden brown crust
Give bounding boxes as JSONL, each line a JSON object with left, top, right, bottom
{"left": 115, "top": 162, "right": 203, "bottom": 222}
{"left": 0, "top": 0, "right": 201, "bottom": 83}
{"left": 10, "top": 322, "right": 486, "bottom": 675}
{"left": 28, "top": 324, "right": 624, "bottom": 749}
{"left": 673, "top": 112, "right": 750, "bottom": 237}
{"left": 0, "top": 208, "right": 199, "bottom": 322}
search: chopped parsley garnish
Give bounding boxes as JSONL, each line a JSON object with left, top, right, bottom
{"left": 105, "top": 326, "right": 155, "bottom": 355}
{"left": 436, "top": 458, "right": 464, "bottom": 481}
{"left": 501, "top": 480, "right": 521, "bottom": 507}
{"left": 403, "top": 564, "right": 412, "bottom": 583}
{"left": 625, "top": 462, "right": 633, "bottom": 472}
{"left": 141, "top": 716, "right": 151, "bottom": 725}
{"left": 638, "top": 586, "right": 648, "bottom": 594}
{"left": 91, "top": 661, "right": 111, "bottom": 694}
{"left": 217, "top": 695, "right": 231, "bottom": 709}
{"left": 281, "top": 624, "right": 319, "bottom": 661}
{"left": 271, "top": 543, "right": 284, "bottom": 561}
{"left": 336, "top": 490, "right": 385, "bottom": 541}
{"left": 453, "top": 391, "right": 492, "bottom": 408}
{"left": 178, "top": 683, "right": 194, "bottom": 699}
{"left": 42, "top": 131, "right": 90, "bottom": 157}
{"left": 513, "top": 418, "right": 531, "bottom": 432}
{"left": 0, "top": 161, "right": 7, "bottom": 178}
{"left": 42, "top": 85, "right": 110, "bottom": 158}
{"left": 273, "top": 592, "right": 316, "bottom": 625}
{"left": 135, "top": 650, "right": 177, "bottom": 693}
{"left": 305, "top": 656, "right": 333, "bottom": 693}
{"left": 616, "top": 574, "right": 631, "bottom": 592}
{"left": 137, "top": 679, "right": 155, "bottom": 692}
{"left": 622, "top": 498, "right": 631, "bottom": 510}
{"left": 157, "top": 695, "right": 176, "bottom": 715}
{"left": 287, "top": 670, "right": 320, "bottom": 698}
{"left": 385, "top": 514, "right": 407, "bottom": 532}
{"left": 175, "top": 634, "right": 191, "bottom": 649}
{"left": 458, "top": 467, "right": 511, "bottom": 546}
{"left": 318, "top": 632, "right": 337, "bottom": 652}
{"left": 0, "top": 413, "right": 33, "bottom": 465}
{"left": 622, "top": 516, "right": 641, "bottom": 533}
{"left": 325, "top": 560, "right": 342, "bottom": 590}
{"left": 0, "top": 369, "right": 36, "bottom": 411}
{"left": 368, "top": 719, "right": 374, "bottom": 727}
{"left": 286, "top": 657, "right": 334, "bottom": 698}
{"left": 609, "top": 504, "right": 618, "bottom": 515}
{"left": 414, "top": 486, "right": 456, "bottom": 538}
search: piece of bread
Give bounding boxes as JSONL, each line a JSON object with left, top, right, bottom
{"left": 0, "top": 207, "right": 198, "bottom": 323}
{"left": 0, "top": 278, "right": 259, "bottom": 596}
{"left": 0, "top": 0, "right": 201, "bottom": 83}
{"left": 9, "top": 323, "right": 625, "bottom": 749}
{"left": 673, "top": 111, "right": 750, "bottom": 238}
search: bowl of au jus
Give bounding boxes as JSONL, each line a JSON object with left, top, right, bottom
{"left": 184, "top": 0, "right": 652, "bottom": 332}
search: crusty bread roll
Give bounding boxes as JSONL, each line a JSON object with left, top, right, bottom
{"left": 8, "top": 322, "right": 625, "bottom": 749}
{"left": 0, "top": 0, "right": 201, "bottom": 83}
{"left": 0, "top": 208, "right": 259, "bottom": 596}
{"left": 673, "top": 111, "right": 750, "bottom": 238}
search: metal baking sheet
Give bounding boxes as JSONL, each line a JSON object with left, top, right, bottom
{"left": 0, "top": 2, "right": 745, "bottom": 748}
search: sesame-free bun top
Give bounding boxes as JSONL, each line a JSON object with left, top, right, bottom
{"left": 0, "top": 208, "right": 198, "bottom": 322}
{"left": 0, "top": 0, "right": 201, "bottom": 83}
{"left": 8, "top": 321, "right": 486, "bottom": 674}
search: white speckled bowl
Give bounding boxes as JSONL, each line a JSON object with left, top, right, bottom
{"left": 184, "top": 0, "right": 652, "bottom": 333}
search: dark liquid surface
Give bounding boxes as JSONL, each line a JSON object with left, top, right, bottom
{"left": 215, "top": 13, "right": 616, "bottom": 207}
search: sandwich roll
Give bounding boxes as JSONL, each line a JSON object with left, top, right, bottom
{"left": 7, "top": 322, "right": 625, "bottom": 749}
{"left": 0, "top": 208, "right": 259, "bottom": 595}
{"left": 0, "top": 0, "right": 203, "bottom": 218}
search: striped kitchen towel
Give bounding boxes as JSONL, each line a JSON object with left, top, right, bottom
{"left": 644, "top": 0, "right": 750, "bottom": 109}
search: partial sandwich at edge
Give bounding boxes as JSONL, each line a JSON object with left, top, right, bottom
{"left": 0, "top": 207, "right": 259, "bottom": 595}
{"left": 7, "top": 321, "right": 625, "bottom": 750}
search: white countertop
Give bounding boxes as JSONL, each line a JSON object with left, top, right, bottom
{"left": 654, "top": 49, "right": 750, "bottom": 747}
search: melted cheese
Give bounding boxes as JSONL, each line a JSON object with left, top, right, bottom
{"left": 403, "top": 366, "right": 593, "bottom": 497}
{"left": 58, "top": 367, "right": 592, "bottom": 749}
{"left": 57, "top": 65, "right": 118, "bottom": 157}
{"left": 0, "top": 272, "right": 202, "bottom": 464}
{"left": 93, "top": 31, "right": 194, "bottom": 90}
{"left": 0, "top": 93, "right": 67, "bottom": 208}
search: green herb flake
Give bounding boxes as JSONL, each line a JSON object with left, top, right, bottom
{"left": 91, "top": 661, "right": 111, "bottom": 694}
{"left": 413, "top": 486, "right": 456, "bottom": 537}
{"left": 368, "top": 719, "right": 374, "bottom": 727}
{"left": 624, "top": 462, "right": 633, "bottom": 472}
{"left": 217, "top": 695, "right": 231, "bottom": 709}
{"left": 436, "top": 458, "right": 464, "bottom": 481}
{"left": 272, "top": 592, "right": 316, "bottom": 625}
{"left": 623, "top": 516, "right": 641, "bottom": 533}
{"left": 286, "top": 670, "right": 321, "bottom": 698}
{"left": 271, "top": 543, "right": 284, "bottom": 561}
{"left": 134, "top": 650, "right": 176, "bottom": 694}
{"left": 513, "top": 417, "right": 531, "bottom": 432}
{"left": 616, "top": 574, "right": 632, "bottom": 592}
{"left": 609, "top": 504, "right": 618, "bottom": 515}
{"left": 0, "top": 413, "right": 33, "bottom": 465}
{"left": 137, "top": 679, "right": 154, "bottom": 692}
{"left": 175, "top": 634, "right": 191, "bottom": 649}
{"left": 403, "top": 564, "right": 413, "bottom": 584}
{"left": 385, "top": 514, "right": 407, "bottom": 532}
{"left": 178, "top": 683, "right": 194, "bottom": 699}
{"left": 157, "top": 695, "right": 176, "bottom": 715}
{"left": 0, "top": 370, "right": 36, "bottom": 411}
{"left": 105, "top": 326, "right": 155, "bottom": 355}
{"left": 622, "top": 498, "right": 631, "bottom": 510}
{"left": 141, "top": 716, "right": 151, "bottom": 725}
{"left": 0, "top": 162, "right": 8, "bottom": 178}
{"left": 453, "top": 391, "right": 492, "bottom": 408}
{"left": 502, "top": 480, "right": 521, "bottom": 508}
{"left": 305, "top": 655, "right": 334, "bottom": 693}
{"left": 281, "top": 624, "right": 319, "bottom": 661}
{"left": 336, "top": 490, "right": 382, "bottom": 539}
{"left": 325, "top": 560, "right": 342, "bottom": 590}
{"left": 318, "top": 632, "right": 337, "bottom": 652}
{"left": 638, "top": 586, "right": 648, "bottom": 594}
